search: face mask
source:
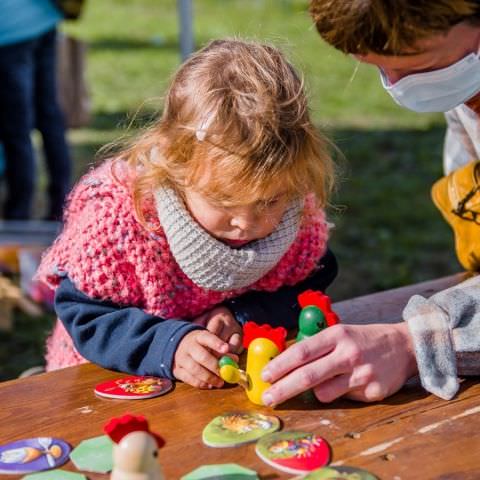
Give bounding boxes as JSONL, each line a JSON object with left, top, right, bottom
{"left": 380, "top": 52, "right": 480, "bottom": 113}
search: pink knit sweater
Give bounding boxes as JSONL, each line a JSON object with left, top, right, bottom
{"left": 36, "top": 161, "right": 329, "bottom": 370}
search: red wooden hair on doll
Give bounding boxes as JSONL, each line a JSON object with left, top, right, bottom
{"left": 104, "top": 413, "right": 164, "bottom": 448}
{"left": 297, "top": 289, "right": 340, "bottom": 327}
{"left": 242, "top": 321, "right": 287, "bottom": 351}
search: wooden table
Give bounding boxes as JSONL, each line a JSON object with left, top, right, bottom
{"left": 1, "top": 273, "right": 480, "bottom": 480}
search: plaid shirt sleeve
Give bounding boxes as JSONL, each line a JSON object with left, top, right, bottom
{"left": 403, "top": 275, "right": 480, "bottom": 400}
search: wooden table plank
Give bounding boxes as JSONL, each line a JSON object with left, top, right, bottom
{"left": 1, "top": 273, "right": 479, "bottom": 480}
{"left": 1, "top": 366, "right": 479, "bottom": 479}
{"left": 334, "top": 273, "right": 469, "bottom": 325}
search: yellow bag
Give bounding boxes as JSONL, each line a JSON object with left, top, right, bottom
{"left": 431, "top": 161, "right": 480, "bottom": 271}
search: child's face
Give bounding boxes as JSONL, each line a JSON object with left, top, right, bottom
{"left": 183, "top": 187, "right": 290, "bottom": 247}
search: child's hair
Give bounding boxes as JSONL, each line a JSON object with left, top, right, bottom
{"left": 115, "top": 38, "right": 334, "bottom": 224}
{"left": 309, "top": 0, "right": 480, "bottom": 55}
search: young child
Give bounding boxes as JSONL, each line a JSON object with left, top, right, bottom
{"left": 36, "top": 39, "right": 338, "bottom": 389}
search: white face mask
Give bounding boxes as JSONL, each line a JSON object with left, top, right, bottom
{"left": 380, "top": 52, "right": 480, "bottom": 113}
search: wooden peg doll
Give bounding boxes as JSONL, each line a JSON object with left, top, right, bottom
{"left": 296, "top": 290, "right": 340, "bottom": 342}
{"left": 219, "top": 321, "right": 287, "bottom": 405}
{"left": 104, "top": 413, "right": 165, "bottom": 480}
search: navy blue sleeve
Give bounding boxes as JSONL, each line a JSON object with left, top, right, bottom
{"left": 224, "top": 249, "right": 338, "bottom": 329}
{"left": 54, "top": 278, "right": 203, "bottom": 379}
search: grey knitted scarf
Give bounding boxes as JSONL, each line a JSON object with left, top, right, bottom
{"left": 154, "top": 186, "right": 302, "bottom": 291}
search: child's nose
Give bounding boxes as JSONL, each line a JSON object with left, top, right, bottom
{"left": 230, "top": 209, "right": 258, "bottom": 231}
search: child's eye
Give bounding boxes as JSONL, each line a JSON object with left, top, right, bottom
{"left": 206, "top": 198, "right": 233, "bottom": 210}
{"left": 262, "top": 197, "right": 281, "bottom": 208}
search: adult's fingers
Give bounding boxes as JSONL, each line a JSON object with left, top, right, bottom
{"left": 262, "top": 348, "right": 346, "bottom": 406}
{"left": 312, "top": 374, "right": 353, "bottom": 403}
{"left": 312, "top": 361, "right": 381, "bottom": 403}
{"left": 262, "top": 328, "right": 338, "bottom": 384}
{"left": 344, "top": 381, "right": 389, "bottom": 403}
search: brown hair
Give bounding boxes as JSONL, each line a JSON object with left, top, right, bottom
{"left": 309, "top": 0, "right": 480, "bottom": 55}
{"left": 113, "top": 38, "right": 334, "bottom": 224}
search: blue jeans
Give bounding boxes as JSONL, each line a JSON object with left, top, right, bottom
{"left": 0, "top": 28, "right": 71, "bottom": 219}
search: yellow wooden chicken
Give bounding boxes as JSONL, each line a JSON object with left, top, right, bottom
{"left": 104, "top": 414, "right": 164, "bottom": 480}
{"left": 219, "top": 321, "right": 287, "bottom": 405}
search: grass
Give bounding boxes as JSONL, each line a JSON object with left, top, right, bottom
{"left": 0, "top": 0, "right": 461, "bottom": 380}
{"left": 328, "top": 127, "right": 458, "bottom": 299}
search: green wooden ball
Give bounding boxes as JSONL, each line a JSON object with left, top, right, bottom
{"left": 219, "top": 356, "right": 238, "bottom": 369}
{"left": 298, "top": 306, "right": 326, "bottom": 337}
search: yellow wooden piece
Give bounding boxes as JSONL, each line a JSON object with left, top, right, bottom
{"left": 219, "top": 364, "right": 249, "bottom": 390}
{"left": 219, "top": 364, "right": 241, "bottom": 384}
{"left": 245, "top": 338, "right": 280, "bottom": 405}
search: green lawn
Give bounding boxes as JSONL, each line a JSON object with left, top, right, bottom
{"left": 0, "top": 0, "right": 460, "bottom": 380}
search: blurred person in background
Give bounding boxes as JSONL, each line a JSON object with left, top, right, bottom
{"left": 0, "top": 0, "right": 72, "bottom": 220}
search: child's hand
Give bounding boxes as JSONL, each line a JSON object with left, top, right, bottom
{"left": 193, "top": 306, "right": 243, "bottom": 354}
{"left": 173, "top": 330, "right": 233, "bottom": 389}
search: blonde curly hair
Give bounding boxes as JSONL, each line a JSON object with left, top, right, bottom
{"left": 113, "top": 38, "right": 335, "bottom": 223}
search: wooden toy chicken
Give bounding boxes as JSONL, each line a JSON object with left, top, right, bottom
{"left": 219, "top": 322, "right": 287, "bottom": 406}
{"left": 104, "top": 413, "right": 165, "bottom": 480}
{"left": 296, "top": 290, "right": 340, "bottom": 342}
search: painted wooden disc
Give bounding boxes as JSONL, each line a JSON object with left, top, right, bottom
{"left": 297, "top": 465, "right": 379, "bottom": 479}
{"left": 202, "top": 412, "right": 280, "bottom": 447}
{"left": 94, "top": 375, "right": 173, "bottom": 399}
{"left": 256, "top": 431, "right": 330, "bottom": 475}
{"left": 0, "top": 437, "right": 71, "bottom": 474}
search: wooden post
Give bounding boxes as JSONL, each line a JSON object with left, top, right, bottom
{"left": 177, "top": 0, "right": 194, "bottom": 61}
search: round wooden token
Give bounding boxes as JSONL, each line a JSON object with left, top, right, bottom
{"left": 202, "top": 412, "right": 281, "bottom": 447}
{"left": 0, "top": 437, "right": 71, "bottom": 474}
{"left": 256, "top": 430, "right": 330, "bottom": 475}
{"left": 94, "top": 375, "right": 173, "bottom": 400}
{"left": 300, "top": 465, "right": 379, "bottom": 479}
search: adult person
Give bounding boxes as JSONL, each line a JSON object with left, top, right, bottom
{"left": 261, "top": 0, "right": 480, "bottom": 406}
{"left": 0, "top": 0, "right": 72, "bottom": 220}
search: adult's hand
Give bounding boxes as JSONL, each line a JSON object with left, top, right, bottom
{"left": 261, "top": 323, "right": 418, "bottom": 405}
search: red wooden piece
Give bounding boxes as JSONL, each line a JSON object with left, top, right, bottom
{"left": 104, "top": 413, "right": 165, "bottom": 448}
{"left": 297, "top": 290, "right": 340, "bottom": 327}
{"left": 243, "top": 321, "right": 287, "bottom": 351}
